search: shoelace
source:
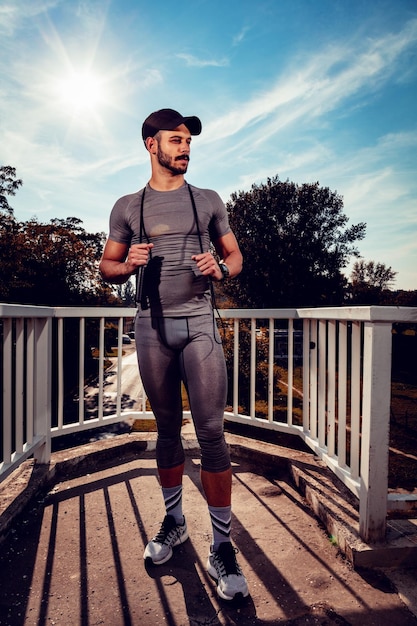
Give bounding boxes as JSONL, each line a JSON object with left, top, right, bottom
{"left": 213, "top": 545, "right": 242, "bottom": 576}
{"left": 154, "top": 517, "right": 179, "bottom": 544}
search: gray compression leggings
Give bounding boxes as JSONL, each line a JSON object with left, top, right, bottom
{"left": 135, "top": 314, "right": 231, "bottom": 473}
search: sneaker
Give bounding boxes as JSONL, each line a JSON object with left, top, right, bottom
{"left": 143, "top": 514, "right": 188, "bottom": 565}
{"left": 207, "top": 542, "right": 249, "bottom": 601}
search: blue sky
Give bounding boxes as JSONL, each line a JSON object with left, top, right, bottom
{"left": 1, "top": 0, "right": 416, "bottom": 291}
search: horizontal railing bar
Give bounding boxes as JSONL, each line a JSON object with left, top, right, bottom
{"left": 217, "top": 308, "right": 299, "bottom": 319}
{"left": 0, "top": 303, "right": 54, "bottom": 317}
{"left": 2, "top": 303, "right": 416, "bottom": 324}
{"left": 224, "top": 412, "right": 304, "bottom": 436}
{"left": 53, "top": 307, "right": 137, "bottom": 318}
{"left": 297, "top": 306, "right": 417, "bottom": 323}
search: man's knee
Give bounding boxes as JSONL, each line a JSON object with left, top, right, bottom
{"left": 156, "top": 436, "right": 185, "bottom": 469}
{"left": 199, "top": 434, "right": 230, "bottom": 472}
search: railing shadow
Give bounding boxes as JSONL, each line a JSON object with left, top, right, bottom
{"left": 0, "top": 449, "right": 416, "bottom": 625}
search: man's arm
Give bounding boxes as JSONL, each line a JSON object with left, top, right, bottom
{"left": 213, "top": 231, "right": 243, "bottom": 280}
{"left": 99, "top": 239, "right": 154, "bottom": 284}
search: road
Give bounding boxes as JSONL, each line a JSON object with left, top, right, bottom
{"left": 85, "top": 343, "right": 145, "bottom": 417}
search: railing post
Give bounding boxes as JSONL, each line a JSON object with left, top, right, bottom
{"left": 2, "top": 319, "right": 13, "bottom": 465}
{"left": 359, "top": 321, "right": 392, "bottom": 542}
{"left": 302, "top": 319, "right": 310, "bottom": 432}
{"left": 33, "top": 317, "right": 52, "bottom": 464}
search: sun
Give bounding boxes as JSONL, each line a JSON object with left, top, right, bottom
{"left": 56, "top": 70, "right": 105, "bottom": 115}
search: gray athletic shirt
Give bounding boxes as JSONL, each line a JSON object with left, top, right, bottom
{"left": 108, "top": 182, "right": 231, "bottom": 317}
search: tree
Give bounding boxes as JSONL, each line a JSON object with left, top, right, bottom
{"left": 389, "top": 290, "right": 417, "bottom": 307}
{"left": 348, "top": 260, "right": 397, "bottom": 304}
{"left": 221, "top": 176, "right": 366, "bottom": 308}
{"left": 0, "top": 166, "right": 22, "bottom": 213}
{"left": 0, "top": 165, "right": 123, "bottom": 307}
{"left": 0, "top": 213, "right": 118, "bottom": 306}
{"left": 114, "top": 278, "right": 136, "bottom": 308}
{"left": 350, "top": 260, "right": 397, "bottom": 290}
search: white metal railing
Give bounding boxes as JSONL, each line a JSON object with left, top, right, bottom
{"left": 1, "top": 303, "right": 416, "bottom": 542}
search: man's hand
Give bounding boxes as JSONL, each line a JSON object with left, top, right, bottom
{"left": 192, "top": 252, "right": 222, "bottom": 281}
{"left": 99, "top": 240, "right": 154, "bottom": 284}
{"left": 125, "top": 243, "right": 154, "bottom": 274}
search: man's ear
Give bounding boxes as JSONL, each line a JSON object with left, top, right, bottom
{"left": 145, "top": 136, "right": 157, "bottom": 153}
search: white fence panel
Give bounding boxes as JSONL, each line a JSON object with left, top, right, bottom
{"left": 1, "top": 303, "right": 416, "bottom": 542}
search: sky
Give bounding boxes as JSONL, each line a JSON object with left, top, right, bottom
{"left": 1, "top": 0, "right": 416, "bottom": 291}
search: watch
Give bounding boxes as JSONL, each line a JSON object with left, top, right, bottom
{"left": 219, "top": 262, "right": 230, "bottom": 280}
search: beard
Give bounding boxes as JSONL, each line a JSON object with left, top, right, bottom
{"left": 157, "top": 146, "right": 189, "bottom": 175}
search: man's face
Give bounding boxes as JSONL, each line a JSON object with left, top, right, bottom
{"left": 155, "top": 125, "right": 192, "bottom": 175}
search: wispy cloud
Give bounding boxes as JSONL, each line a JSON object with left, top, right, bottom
{"left": 233, "top": 26, "right": 250, "bottom": 46}
{"left": 341, "top": 145, "right": 417, "bottom": 225}
{"left": 203, "top": 18, "right": 417, "bottom": 148}
{"left": 176, "top": 53, "right": 229, "bottom": 68}
{"left": 193, "top": 19, "right": 417, "bottom": 284}
{"left": 0, "top": 0, "right": 60, "bottom": 35}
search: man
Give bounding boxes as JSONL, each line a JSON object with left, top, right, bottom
{"left": 99, "top": 108, "right": 248, "bottom": 601}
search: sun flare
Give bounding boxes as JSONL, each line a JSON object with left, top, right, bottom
{"left": 57, "top": 70, "right": 105, "bottom": 114}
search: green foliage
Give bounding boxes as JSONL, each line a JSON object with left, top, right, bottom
{"left": 114, "top": 278, "right": 136, "bottom": 307}
{"left": 220, "top": 319, "right": 304, "bottom": 421}
{"left": 351, "top": 259, "right": 397, "bottom": 289}
{"left": 0, "top": 165, "right": 121, "bottom": 306}
{"left": 388, "top": 290, "right": 417, "bottom": 307}
{"left": 221, "top": 319, "right": 270, "bottom": 414}
{"left": 0, "top": 165, "right": 22, "bottom": 214}
{"left": 348, "top": 260, "right": 398, "bottom": 304}
{"left": 223, "top": 175, "right": 366, "bottom": 308}
{"left": 0, "top": 212, "right": 118, "bottom": 306}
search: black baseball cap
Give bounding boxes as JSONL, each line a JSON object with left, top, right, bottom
{"left": 142, "top": 108, "right": 202, "bottom": 141}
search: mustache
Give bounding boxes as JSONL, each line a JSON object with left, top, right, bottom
{"left": 175, "top": 155, "right": 190, "bottom": 161}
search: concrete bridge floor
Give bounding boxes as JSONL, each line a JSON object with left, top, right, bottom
{"left": 0, "top": 426, "right": 417, "bottom": 626}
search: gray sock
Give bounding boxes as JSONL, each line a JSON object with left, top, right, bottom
{"left": 162, "top": 485, "right": 183, "bottom": 524}
{"left": 209, "top": 505, "right": 231, "bottom": 550}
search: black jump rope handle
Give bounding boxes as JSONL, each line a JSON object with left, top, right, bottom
{"left": 135, "top": 266, "right": 144, "bottom": 304}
